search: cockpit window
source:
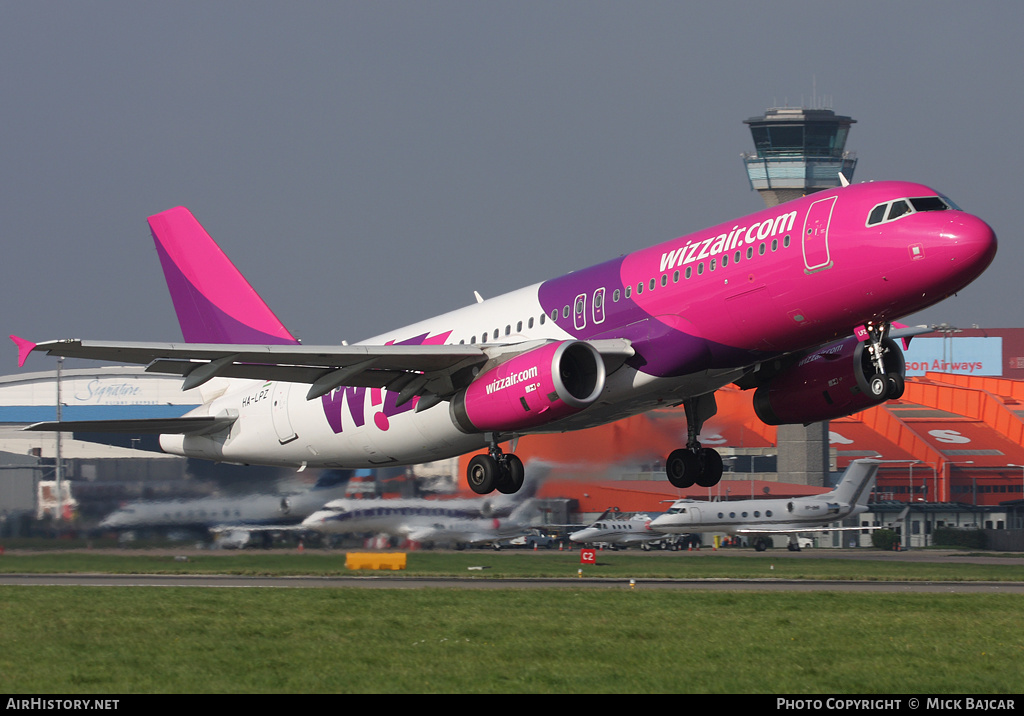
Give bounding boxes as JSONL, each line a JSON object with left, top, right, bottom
{"left": 909, "top": 196, "right": 949, "bottom": 213}
{"left": 866, "top": 195, "right": 957, "bottom": 227}
{"left": 887, "top": 200, "right": 911, "bottom": 221}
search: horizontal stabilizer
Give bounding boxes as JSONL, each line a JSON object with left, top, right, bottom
{"left": 23, "top": 414, "right": 237, "bottom": 435}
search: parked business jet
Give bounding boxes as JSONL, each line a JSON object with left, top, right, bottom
{"left": 302, "top": 495, "right": 542, "bottom": 549}
{"left": 650, "top": 459, "right": 880, "bottom": 551}
{"left": 569, "top": 512, "right": 668, "bottom": 549}
{"left": 303, "top": 464, "right": 540, "bottom": 531}
{"left": 12, "top": 181, "right": 995, "bottom": 495}
{"left": 98, "top": 471, "right": 351, "bottom": 533}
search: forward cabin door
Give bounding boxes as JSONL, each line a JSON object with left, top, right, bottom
{"left": 802, "top": 195, "right": 837, "bottom": 273}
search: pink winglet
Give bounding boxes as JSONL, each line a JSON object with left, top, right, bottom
{"left": 9, "top": 335, "right": 37, "bottom": 368}
{"left": 891, "top": 321, "right": 912, "bottom": 351}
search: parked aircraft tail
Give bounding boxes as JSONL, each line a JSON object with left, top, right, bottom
{"left": 826, "top": 459, "right": 880, "bottom": 508}
{"left": 148, "top": 207, "right": 299, "bottom": 345}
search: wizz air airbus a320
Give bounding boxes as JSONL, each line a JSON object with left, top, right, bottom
{"left": 12, "top": 180, "right": 996, "bottom": 495}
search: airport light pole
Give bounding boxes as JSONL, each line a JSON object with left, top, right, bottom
{"left": 55, "top": 356, "right": 63, "bottom": 523}
{"left": 930, "top": 323, "right": 963, "bottom": 371}
{"left": 943, "top": 460, "right": 974, "bottom": 503}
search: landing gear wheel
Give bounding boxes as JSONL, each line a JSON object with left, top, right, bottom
{"left": 495, "top": 454, "right": 525, "bottom": 494}
{"left": 467, "top": 454, "right": 499, "bottom": 495}
{"left": 867, "top": 374, "right": 887, "bottom": 399}
{"left": 696, "top": 448, "right": 723, "bottom": 487}
{"left": 666, "top": 448, "right": 700, "bottom": 488}
{"left": 886, "top": 372, "right": 905, "bottom": 400}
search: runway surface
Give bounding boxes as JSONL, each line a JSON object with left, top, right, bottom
{"left": 2, "top": 547, "right": 1023, "bottom": 593}
{"left": 1, "top": 572, "right": 1023, "bottom": 592}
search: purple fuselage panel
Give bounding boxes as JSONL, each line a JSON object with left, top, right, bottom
{"left": 536, "top": 256, "right": 722, "bottom": 378}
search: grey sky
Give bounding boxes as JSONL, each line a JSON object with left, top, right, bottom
{"left": 3, "top": 1, "right": 1022, "bottom": 368}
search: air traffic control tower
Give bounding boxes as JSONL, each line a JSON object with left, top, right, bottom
{"left": 741, "top": 106, "right": 858, "bottom": 486}
{"left": 742, "top": 107, "right": 857, "bottom": 207}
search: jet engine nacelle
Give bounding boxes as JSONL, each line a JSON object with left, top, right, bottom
{"left": 450, "top": 340, "right": 605, "bottom": 433}
{"left": 752, "top": 335, "right": 905, "bottom": 426}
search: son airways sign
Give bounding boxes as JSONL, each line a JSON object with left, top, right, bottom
{"left": 902, "top": 337, "right": 1002, "bottom": 376}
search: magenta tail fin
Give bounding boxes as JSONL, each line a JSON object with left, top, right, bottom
{"left": 148, "top": 207, "right": 299, "bottom": 345}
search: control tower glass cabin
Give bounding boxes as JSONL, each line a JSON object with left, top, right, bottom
{"left": 742, "top": 108, "right": 857, "bottom": 207}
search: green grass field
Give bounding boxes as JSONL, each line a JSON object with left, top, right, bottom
{"left": 0, "top": 586, "right": 1020, "bottom": 694}
{"left": 2, "top": 550, "right": 1022, "bottom": 693}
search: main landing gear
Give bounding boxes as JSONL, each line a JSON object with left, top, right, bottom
{"left": 467, "top": 437, "right": 524, "bottom": 495}
{"left": 665, "top": 394, "right": 723, "bottom": 489}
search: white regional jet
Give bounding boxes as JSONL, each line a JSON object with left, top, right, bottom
{"left": 569, "top": 512, "right": 669, "bottom": 550}
{"left": 649, "top": 459, "right": 880, "bottom": 551}
{"left": 301, "top": 495, "right": 541, "bottom": 549}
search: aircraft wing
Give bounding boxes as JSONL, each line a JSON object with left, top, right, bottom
{"left": 23, "top": 414, "right": 237, "bottom": 435}
{"left": 406, "top": 522, "right": 520, "bottom": 545}
{"left": 617, "top": 532, "right": 665, "bottom": 545}
{"left": 16, "top": 337, "right": 633, "bottom": 402}
{"left": 404, "top": 526, "right": 453, "bottom": 544}
{"left": 734, "top": 524, "right": 879, "bottom": 535}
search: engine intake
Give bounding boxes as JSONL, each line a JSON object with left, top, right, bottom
{"left": 451, "top": 340, "right": 605, "bottom": 433}
{"left": 752, "top": 335, "right": 905, "bottom": 426}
